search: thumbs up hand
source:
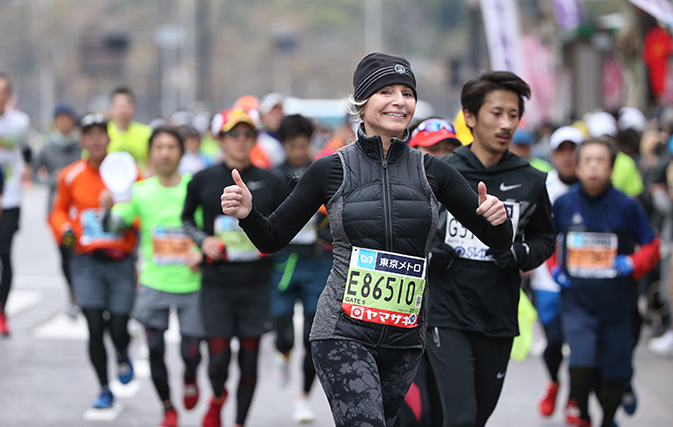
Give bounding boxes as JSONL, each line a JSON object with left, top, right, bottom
{"left": 475, "top": 181, "right": 508, "bottom": 226}
{"left": 221, "top": 169, "right": 253, "bottom": 218}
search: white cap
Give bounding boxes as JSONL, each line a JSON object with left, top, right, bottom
{"left": 258, "top": 92, "right": 285, "bottom": 115}
{"left": 550, "top": 126, "right": 585, "bottom": 151}
{"left": 618, "top": 107, "right": 646, "bottom": 133}
{"left": 586, "top": 111, "right": 618, "bottom": 138}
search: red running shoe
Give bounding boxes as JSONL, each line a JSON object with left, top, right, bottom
{"left": 0, "top": 312, "right": 9, "bottom": 336}
{"left": 160, "top": 408, "right": 178, "bottom": 427}
{"left": 184, "top": 377, "right": 199, "bottom": 410}
{"left": 539, "top": 381, "right": 560, "bottom": 417}
{"left": 572, "top": 419, "right": 592, "bottom": 427}
{"left": 565, "top": 399, "right": 580, "bottom": 425}
{"left": 202, "top": 393, "right": 227, "bottom": 427}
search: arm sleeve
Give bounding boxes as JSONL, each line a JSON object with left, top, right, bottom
{"left": 628, "top": 200, "right": 660, "bottom": 280}
{"left": 519, "top": 184, "right": 556, "bottom": 271}
{"left": 238, "top": 156, "right": 334, "bottom": 254}
{"left": 181, "top": 175, "right": 209, "bottom": 247}
{"left": 428, "top": 156, "right": 513, "bottom": 251}
{"left": 48, "top": 170, "right": 73, "bottom": 244}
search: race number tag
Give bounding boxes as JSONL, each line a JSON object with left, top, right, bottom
{"left": 444, "top": 202, "right": 520, "bottom": 261}
{"left": 342, "top": 247, "right": 426, "bottom": 328}
{"left": 80, "top": 208, "right": 122, "bottom": 245}
{"left": 151, "top": 227, "right": 193, "bottom": 265}
{"left": 566, "top": 232, "right": 618, "bottom": 278}
{"left": 214, "top": 215, "right": 261, "bottom": 262}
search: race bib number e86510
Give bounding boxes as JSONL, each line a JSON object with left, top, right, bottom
{"left": 566, "top": 232, "right": 618, "bottom": 278}
{"left": 342, "top": 247, "right": 426, "bottom": 328}
{"left": 444, "top": 202, "right": 520, "bottom": 261}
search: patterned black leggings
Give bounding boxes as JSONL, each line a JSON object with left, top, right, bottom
{"left": 312, "top": 339, "right": 423, "bottom": 427}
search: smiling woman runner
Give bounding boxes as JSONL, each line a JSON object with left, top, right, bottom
{"left": 220, "top": 52, "right": 513, "bottom": 427}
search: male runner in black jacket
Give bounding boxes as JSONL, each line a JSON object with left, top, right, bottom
{"left": 427, "top": 71, "right": 555, "bottom": 427}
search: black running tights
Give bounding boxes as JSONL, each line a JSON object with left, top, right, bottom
{"left": 312, "top": 339, "right": 423, "bottom": 427}
{"left": 82, "top": 308, "right": 131, "bottom": 387}
{"left": 207, "top": 336, "right": 260, "bottom": 426}
{"left": 145, "top": 328, "right": 202, "bottom": 402}
{"left": 569, "top": 367, "right": 625, "bottom": 427}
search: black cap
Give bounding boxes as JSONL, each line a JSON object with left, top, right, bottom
{"left": 79, "top": 113, "right": 108, "bottom": 133}
{"left": 353, "top": 52, "right": 417, "bottom": 102}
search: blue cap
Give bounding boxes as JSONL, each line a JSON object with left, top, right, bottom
{"left": 512, "top": 129, "right": 534, "bottom": 146}
{"left": 53, "top": 103, "right": 76, "bottom": 118}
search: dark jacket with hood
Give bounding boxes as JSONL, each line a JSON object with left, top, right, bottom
{"left": 428, "top": 145, "right": 555, "bottom": 337}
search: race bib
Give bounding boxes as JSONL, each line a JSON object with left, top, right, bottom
{"left": 444, "top": 202, "right": 520, "bottom": 261}
{"left": 566, "top": 232, "right": 618, "bottom": 278}
{"left": 151, "top": 227, "right": 193, "bottom": 265}
{"left": 80, "top": 208, "right": 122, "bottom": 245}
{"left": 214, "top": 215, "right": 260, "bottom": 261}
{"left": 342, "top": 247, "right": 426, "bottom": 328}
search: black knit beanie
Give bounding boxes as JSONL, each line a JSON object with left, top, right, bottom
{"left": 352, "top": 52, "right": 417, "bottom": 102}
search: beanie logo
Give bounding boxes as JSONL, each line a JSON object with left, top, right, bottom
{"left": 394, "top": 64, "right": 406, "bottom": 74}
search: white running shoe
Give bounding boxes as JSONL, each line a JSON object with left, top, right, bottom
{"left": 276, "top": 352, "right": 291, "bottom": 387}
{"left": 292, "top": 396, "right": 315, "bottom": 423}
{"left": 648, "top": 329, "right": 673, "bottom": 357}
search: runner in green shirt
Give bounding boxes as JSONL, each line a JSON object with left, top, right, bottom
{"left": 102, "top": 126, "right": 203, "bottom": 427}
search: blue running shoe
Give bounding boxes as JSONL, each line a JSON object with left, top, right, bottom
{"left": 117, "top": 353, "right": 134, "bottom": 385}
{"left": 91, "top": 387, "right": 114, "bottom": 409}
{"left": 621, "top": 386, "right": 637, "bottom": 415}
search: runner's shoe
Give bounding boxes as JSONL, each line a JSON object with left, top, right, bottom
{"left": 292, "top": 396, "right": 315, "bottom": 423}
{"left": 183, "top": 377, "right": 199, "bottom": 410}
{"left": 0, "top": 312, "right": 9, "bottom": 336}
{"left": 564, "top": 399, "right": 580, "bottom": 425}
{"left": 160, "top": 408, "right": 178, "bottom": 427}
{"left": 571, "top": 420, "right": 591, "bottom": 427}
{"left": 65, "top": 302, "right": 80, "bottom": 319}
{"left": 91, "top": 387, "right": 114, "bottom": 409}
{"left": 276, "top": 352, "right": 290, "bottom": 387}
{"left": 202, "top": 392, "right": 227, "bottom": 427}
{"left": 648, "top": 329, "right": 673, "bottom": 357}
{"left": 117, "top": 352, "right": 134, "bottom": 384}
{"left": 621, "top": 384, "right": 637, "bottom": 415}
{"left": 538, "top": 381, "right": 560, "bottom": 417}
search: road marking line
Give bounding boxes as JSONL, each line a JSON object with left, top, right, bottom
{"left": 82, "top": 403, "right": 123, "bottom": 421}
{"left": 5, "top": 289, "right": 43, "bottom": 316}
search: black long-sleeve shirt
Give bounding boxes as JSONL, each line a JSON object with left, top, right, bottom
{"left": 240, "top": 153, "right": 512, "bottom": 254}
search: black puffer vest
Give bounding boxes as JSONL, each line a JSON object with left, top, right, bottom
{"left": 310, "top": 126, "right": 438, "bottom": 349}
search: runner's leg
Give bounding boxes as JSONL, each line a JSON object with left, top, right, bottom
{"left": 82, "top": 308, "right": 109, "bottom": 387}
{"left": 235, "top": 337, "right": 261, "bottom": 426}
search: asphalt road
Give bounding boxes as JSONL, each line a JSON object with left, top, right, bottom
{"left": 0, "top": 185, "right": 671, "bottom": 427}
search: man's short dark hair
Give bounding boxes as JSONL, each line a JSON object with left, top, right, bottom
{"left": 461, "top": 71, "right": 531, "bottom": 120}
{"left": 149, "top": 126, "right": 185, "bottom": 154}
{"left": 278, "top": 114, "right": 314, "bottom": 143}
{"left": 0, "top": 72, "right": 13, "bottom": 92}
{"left": 575, "top": 138, "right": 617, "bottom": 168}
{"left": 110, "top": 86, "right": 135, "bottom": 104}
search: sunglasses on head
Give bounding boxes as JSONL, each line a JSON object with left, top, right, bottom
{"left": 225, "top": 129, "right": 256, "bottom": 139}
{"left": 411, "top": 119, "right": 455, "bottom": 139}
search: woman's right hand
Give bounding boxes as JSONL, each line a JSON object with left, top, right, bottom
{"left": 221, "top": 169, "right": 252, "bottom": 219}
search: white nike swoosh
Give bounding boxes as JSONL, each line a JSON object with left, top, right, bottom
{"left": 496, "top": 372, "right": 506, "bottom": 379}
{"left": 499, "top": 183, "right": 522, "bottom": 192}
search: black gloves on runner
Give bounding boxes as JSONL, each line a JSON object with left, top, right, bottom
{"left": 429, "top": 241, "right": 457, "bottom": 272}
{"left": 486, "top": 242, "right": 529, "bottom": 271}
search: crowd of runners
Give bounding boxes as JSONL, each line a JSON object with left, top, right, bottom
{"left": 1, "top": 51, "right": 672, "bottom": 427}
